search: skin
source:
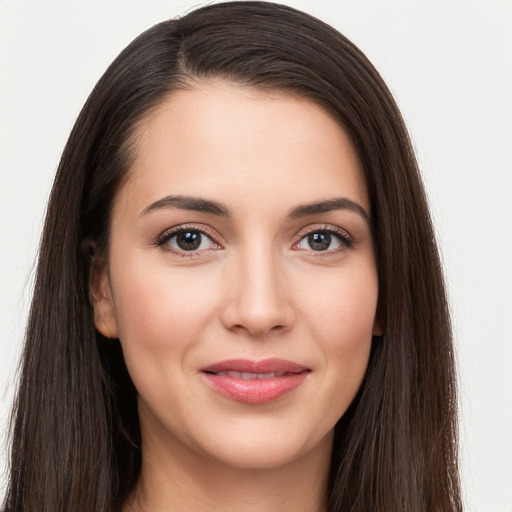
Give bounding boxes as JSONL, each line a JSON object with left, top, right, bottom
{"left": 93, "top": 81, "right": 380, "bottom": 512}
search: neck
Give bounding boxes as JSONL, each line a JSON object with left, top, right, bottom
{"left": 124, "top": 429, "right": 332, "bottom": 512}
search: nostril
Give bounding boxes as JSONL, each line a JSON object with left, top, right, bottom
{"left": 224, "top": 316, "right": 293, "bottom": 337}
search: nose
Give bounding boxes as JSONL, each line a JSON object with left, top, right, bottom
{"left": 220, "top": 249, "right": 295, "bottom": 337}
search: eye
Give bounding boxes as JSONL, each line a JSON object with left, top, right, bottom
{"left": 158, "top": 227, "right": 220, "bottom": 255}
{"left": 295, "top": 229, "right": 352, "bottom": 252}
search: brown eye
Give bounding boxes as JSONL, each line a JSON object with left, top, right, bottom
{"left": 295, "top": 229, "right": 351, "bottom": 253}
{"left": 159, "top": 228, "right": 219, "bottom": 254}
{"left": 307, "top": 232, "right": 332, "bottom": 251}
{"left": 176, "top": 231, "right": 203, "bottom": 251}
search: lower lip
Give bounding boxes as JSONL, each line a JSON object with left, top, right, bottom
{"left": 202, "top": 372, "right": 309, "bottom": 404}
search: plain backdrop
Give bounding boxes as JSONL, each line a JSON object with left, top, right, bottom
{"left": 1, "top": 1, "right": 511, "bottom": 510}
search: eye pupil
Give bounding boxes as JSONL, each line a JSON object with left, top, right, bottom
{"left": 177, "top": 231, "right": 202, "bottom": 250}
{"left": 308, "top": 232, "right": 331, "bottom": 251}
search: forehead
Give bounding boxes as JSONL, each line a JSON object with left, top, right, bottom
{"left": 117, "top": 81, "right": 368, "bottom": 217}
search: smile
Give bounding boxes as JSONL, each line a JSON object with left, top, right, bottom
{"left": 201, "top": 358, "right": 311, "bottom": 404}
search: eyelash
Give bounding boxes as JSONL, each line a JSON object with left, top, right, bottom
{"left": 156, "top": 224, "right": 222, "bottom": 258}
{"left": 156, "top": 224, "right": 353, "bottom": 258}
{"left": 293, "top": 225, "right": 354, "bottom": 255}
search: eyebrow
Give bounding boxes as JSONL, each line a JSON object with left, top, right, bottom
{"left": 140, "top": 195, "right": 230, "bottom": 218}
{"left": 139, "top": 195, "right": 369, "bottom": 222}
{"left": 287, "top": 197, "right": 370, "bottom": 222}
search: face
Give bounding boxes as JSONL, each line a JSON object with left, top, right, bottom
{"left": 93, "top": 81, "right": 379, "bottom": 470}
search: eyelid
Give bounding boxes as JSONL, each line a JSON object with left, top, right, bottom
{"left": 155, "top": 222, "right": 353, "bottom": 258}
{"left": 292, "top": 224, "right": 354, "bottom": 252}
{"left": 156, "top": 224, "right": 223, "bottom": 255}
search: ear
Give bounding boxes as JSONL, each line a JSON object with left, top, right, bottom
{"left": 372, "top": 317, "right": 383, "bottom": 337}
{"left": 90, "top": 259, "right": 118, "bottom": 339}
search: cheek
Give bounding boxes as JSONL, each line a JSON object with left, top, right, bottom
{"left": 109, "top": 253, "right": 222, "bottom": 356}
{"left": 297, "top": 265, "right": 378, "bottom": 407}
{"left": 300, "top": 263, "right": 378, "bottom": 344}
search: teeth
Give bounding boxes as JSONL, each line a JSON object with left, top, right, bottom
{"left": 215, "top": 371, "right": 287, "bottom": 379}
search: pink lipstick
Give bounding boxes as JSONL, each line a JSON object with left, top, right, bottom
{"left": 201, "top": 358, "right": 310, "bottom": 404}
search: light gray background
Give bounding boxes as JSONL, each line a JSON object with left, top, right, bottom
{"left": 1, "top": 1, "right": 511, "bottom": 510}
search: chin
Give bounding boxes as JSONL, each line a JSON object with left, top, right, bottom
{"left": 189, "top": 417, "right": 335, "bottom": 470}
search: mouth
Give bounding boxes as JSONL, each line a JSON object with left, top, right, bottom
{"left": 210, "top": 370, "right": 290, "bottom": 379}
{"left": 200, "top": 358, "right": 311, "bottom": 404}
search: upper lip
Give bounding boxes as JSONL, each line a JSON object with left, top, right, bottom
{"left": 201, "top": 358, "right": 309, "bottom": 374}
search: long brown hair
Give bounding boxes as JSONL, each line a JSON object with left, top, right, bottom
{"left": 4, "top": 2, "right": 462, "bottom": 511}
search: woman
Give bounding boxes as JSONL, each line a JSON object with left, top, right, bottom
{"left": 3, "top": 2, "right": 462, "bottom": 511}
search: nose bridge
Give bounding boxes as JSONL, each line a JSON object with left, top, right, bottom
{"left": 221, "top": 241, "right": 294, "bottom": 336}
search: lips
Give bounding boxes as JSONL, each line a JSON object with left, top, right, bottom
{"left": 200, "top": 358, "right": 310, "bottom": 404}
{"left": 213, "top": 370, "right": 287, "bottom": 379}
